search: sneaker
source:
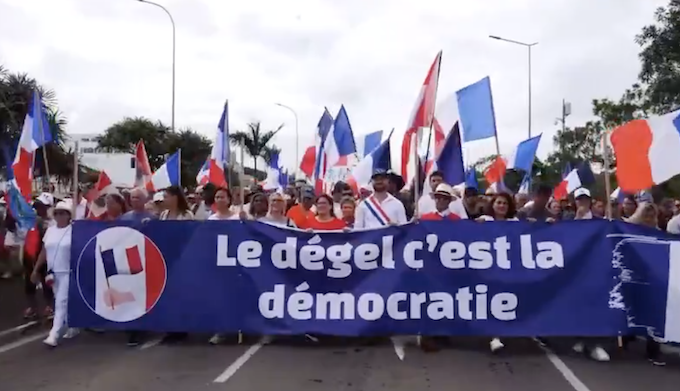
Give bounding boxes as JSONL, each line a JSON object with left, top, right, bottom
{"left": 648, "top": 358, "right": 666, "bottom": 366}
{"left": 43, "top": 335, "right": 58, "bottom": 347}
{"left": 590, "top": 346, "right": 610, "bottom": 362}
{"left": 490, "top": 338, "right": 504, "bottom": 353}
{"left": 23, "top": 307, "right": 36, "bottom": 319}
{"left": 63, "top": 328, "right": 80, "bottom": 339}
{"left": 209, "top": 334, "right": 225, "bottom": 345}
{"left": 572, "top": 342, "right": 585, "bottom": 354}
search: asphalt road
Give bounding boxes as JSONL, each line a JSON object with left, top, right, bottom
{"left": 1, "top": 278, "right": 680, "bottom": 391}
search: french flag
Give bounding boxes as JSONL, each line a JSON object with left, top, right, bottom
{"left": 357, "top": 130, "right": 383, "bottom": 158}
{"left": 13, "top": 90, "right": 52, "bottom": 198}
{"left": 312, "top": 109, "right": 334, "bottom": 194}
{"left": 518, "top": 173, "right": 531, "bottom": 195}
{"left": 100, "top": 245, "right": 144, "bottom": 279}
{"left": 325, "top": 105, "right": 356, "bottom": 168}
{"left": 208, "top": 101, "right": 229, "bottom": 187}
{"left": 482, "top": 134, "right": 542, "bottom": 188}
{"left": 147, "top": 151, "right": 181, "bottom": 191}
{"left": 401, "top": 51, "right": 442, "bottom": 187}
{"left": 299, "top": 146, "right": 316, "bottom": 178}
{"left": 196, "top": 160, "right": 209, "bottom": 185}
{"left": 263, "top": 151, "right": 284, "bottom": 191}
{"left": 610, "top": 109, "right": 680, "bottom": 192}
{"left": 86, "top": 171, "right": 117, "bottom": 219}
{"left": 553, "top": 162, "right": 595, "bottom": 200}
{"left": 348, "top": 130, "right": 393, "bottom": 193}
{"left": 423, "top": 122, "right": 465, "bottom": 195}
{"left": 134, "top": 140, "right": 153, "bottom": 188}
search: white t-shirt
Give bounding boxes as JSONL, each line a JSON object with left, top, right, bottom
{"left": 208, "top": 213, "right": 241, "bottom": 220}
{"left": 417, "top": 195, "right": 469, "bottom": 219}
{"left": 478, "top": 215, "right": 519, "bottom": 222}
{"left": 43, "top": 225, "right": 72, "bottom": 273}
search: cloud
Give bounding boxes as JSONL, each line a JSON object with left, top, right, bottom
{"left": 0, "top": 0, "right": 669, "bottom": 174}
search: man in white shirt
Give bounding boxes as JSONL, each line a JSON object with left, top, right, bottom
{"left": 354, "top": 169, "right": 407, "bottom": 229}
{"left": 417, "top": 170, "right": 468, "bottom": 219}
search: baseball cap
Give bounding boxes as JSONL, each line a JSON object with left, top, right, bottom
{"left": 301, "top": 187, "right": 315, "bottom": 199}
{"left": 37, "top": 192, "right": 54, "bottom": 206}
{"left": 574, "top": 188, "right": 591, "bottom": 199}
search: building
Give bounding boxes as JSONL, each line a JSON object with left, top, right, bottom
{"left": 65, "top": 133, "right": 135, "bottom": 187}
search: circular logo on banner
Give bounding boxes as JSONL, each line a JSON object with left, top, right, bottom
{"left": 76, "top": 226, "right": 167, "bottom": 323}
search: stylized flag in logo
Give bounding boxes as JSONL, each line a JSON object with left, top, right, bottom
{"left": 100, "top": 245, "right": 144, "bottom": 278}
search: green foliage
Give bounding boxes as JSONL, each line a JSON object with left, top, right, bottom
{"left": 97, "top": 117, "right": 212, "bottom": 187}
{"left": 229, "top": 121, "right": 283, "bottom": 173}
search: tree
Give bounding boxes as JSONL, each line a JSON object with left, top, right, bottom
{"left": 0, "top": 68, "right": 74, "bottom": 183}
{"left": 97, "top": 117, "right": 212, "bottom": 187}
{"left": 636, "top": 3, "right": 680, "bottom": 114}
{"left": 229, "top": 121, "right": 282, "bottom": 174}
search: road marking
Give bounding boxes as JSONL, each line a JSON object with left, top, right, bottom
{"left": 213, "top": 336, "right": 272, "bottom": 383}
{"left": 139, "top": 337, "right": 163, "bottom": 350}
{"left": 537, "top": 342, "right": 592, "bottom": 391}
{"left": 391, "top": 336, "right": 406, "bottom": 361}
{"left": 0, "top": 332, "right": 49, "bottom": 355}
{"left": 0, "top": 321, "right": 39, "bottom": 338}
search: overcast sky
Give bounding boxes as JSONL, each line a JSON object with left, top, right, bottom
{"left": 0, "top": 0, "right": 668, "bottom": 172}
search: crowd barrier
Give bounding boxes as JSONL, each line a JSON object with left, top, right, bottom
{"left": 67, "top": 220, "right": 680, "bottom": 342}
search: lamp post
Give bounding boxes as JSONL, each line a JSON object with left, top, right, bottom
{"left": 489, "top": 35, "right": 538, "bottom": 138}
{"left": 138, "top": 0, "right": 176, "bottom": 131}
{"left": 275, "top": 103, "right": 299, "bottom": 178}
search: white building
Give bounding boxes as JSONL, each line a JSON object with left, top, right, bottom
{"left": 65, "top": 133, "right": 135, "bottom": 187}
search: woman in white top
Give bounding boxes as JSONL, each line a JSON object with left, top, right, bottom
{"left": 475, "top": 192, "right": 517, "bottom": 353}
{"left": 31, "top": 200, "right": 77, "bottom": 347}
{"left": 159, "top": 186, "right": 194, "bottom": 221}
{"left": 476, "top": 193, "right": 519, "bottom": 223}
{"left": 260, "top": 192, "right": 296, "bottom": 227}
{"left": 208, "top": 187, "right": 242, "bottom": 221}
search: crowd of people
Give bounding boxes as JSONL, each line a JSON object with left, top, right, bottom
{"left": 0, "top": 168, "right": 678, "bottom": 366}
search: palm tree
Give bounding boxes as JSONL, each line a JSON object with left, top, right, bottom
{"left": 229, "top": 121, "right": 283, "bottom": 174}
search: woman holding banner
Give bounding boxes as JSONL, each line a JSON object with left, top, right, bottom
{"left": 31, "top": 200, "right": 77, "bottom": 347}
{"left": 306, "top": 195, "right": 345, "bottom": 231}
{"left": 260, "top": 192, "right": 297, "bottom": 228}
{"left": 208, "top": 187, "right": 241, "bottom": 221}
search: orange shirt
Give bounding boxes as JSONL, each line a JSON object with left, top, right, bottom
{"left": 307, "top": 217, "right": 346, "bottom": 230}
{"left": 421, "top": 212, "right": 461, "bottom": 221}
{"left": 286, "top": 204, "right": 315, "bottom": 229}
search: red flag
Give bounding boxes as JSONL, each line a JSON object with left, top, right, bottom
{"left": 24, "top": 227, "right": 40, "bottom": 260}
{"left": 134, "top": 140, "right": 152, "bottom": 188}
{"left": 401, "top": 51, "right": 443, "bottom": 185}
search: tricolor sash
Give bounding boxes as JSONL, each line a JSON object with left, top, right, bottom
{"left": 364, "top": 196, "right": 391, "bottom": 226}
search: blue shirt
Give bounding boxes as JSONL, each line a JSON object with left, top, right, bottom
{"left": 120, "top": 210, "right": 156, "bottom": 222}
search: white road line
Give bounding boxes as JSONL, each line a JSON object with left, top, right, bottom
{"left": 139, "top": 337, "right": 163, "bottom": 350}
{"left": 0, "top": 332, "right": 49, "bottom": 355}
{"left": 213, "top": 336, "right": 272, "bottom": 383}
{"left": 390, "top": 336, "right": 406, "bottom": 361}
{"left": 0, "top": 321, "right": 39, "bottom": 338}
{"left": 537, "top": 343, "right": 592, "bottom": 391}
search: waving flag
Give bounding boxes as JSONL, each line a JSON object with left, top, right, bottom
{"left": 13, "top": 90, "right": 52, "bottom": 198}
{"left": 553, "top": 162, "right": 595, "bottom": 200}
{"left": 86, "top": 171, "right": 117, "bottom": 219}
{"left": 423, "top": 122, "right": 465, "bottom": 195}
{"left": 134, "top": 140, "right": 152, "bottom": 188}
{"left": 312, "top": 109, "right": 334, "bottom": 194}
{"left": 101, "top": 245, "right": 144, "bottom": 278}
{"left": 456, "top": 76, "right": 497, "bottom": 142}
{"left": 208, "top": 101, "right": 229, "bottom": 187}
{"left": 263, "top": 151, "right": 284, "bottom": 191}
{"left": 610, "top": 110, "right": 680, "bottom": 192}
{"left": 196, "top": 160, "right": 209, "bottom": 185}
{"left": 359, "top": 130, "right": 383, "bottom": 157}
{"left": 465, "top": 169, "right": 478, "bottom": 190}
{"left": 325, "top": 105, "right": 356, "bottom": 167}
{"left": 348, "top": 130, "right": 393, "bottom": 193}
{"left": 504, "top": 134, "right": 542, "bottom": 173}
{"left": 299, "top": 146, "right": 316, "bottom": 178}
{"left": 518, "top": 173, "right": 531, "bottom": 195}
{"left": 401, "top": 51, "right": 442, "bottom": 186}
{"left": 146, "top": 151, "right": 181, "bottom": 191}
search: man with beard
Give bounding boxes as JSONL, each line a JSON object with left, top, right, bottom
{"left": 354, "top": 169, "right": 407, "bottom": 229}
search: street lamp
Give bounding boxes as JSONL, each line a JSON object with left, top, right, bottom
{"left": 275, "top": 103, "right": 299, "bottom": 178}
{"left": 138, "top": 0, "right": 176, "bottom": 132}
{"left": 489, "top": 35, "right": 538, "bottom": 138}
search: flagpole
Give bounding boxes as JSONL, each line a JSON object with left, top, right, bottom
{"left": 36, "top": 94, "right": 51, "bottom": 189}
{"left": 177, "top": 149, "right": 182, "bottom": 189}
{"left": 72, "top": 141, "right": 79, "bottom": 217}
{"left": 239, "top": 147, "right": 245, "bottom": 214}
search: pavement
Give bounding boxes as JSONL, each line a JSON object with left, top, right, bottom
{"left": 2, "top": 277, "right": 680, "bottom": 391}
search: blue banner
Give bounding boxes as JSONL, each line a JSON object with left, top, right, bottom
{"left": 68, "top": 220, "right": 680, "bottom": 341}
